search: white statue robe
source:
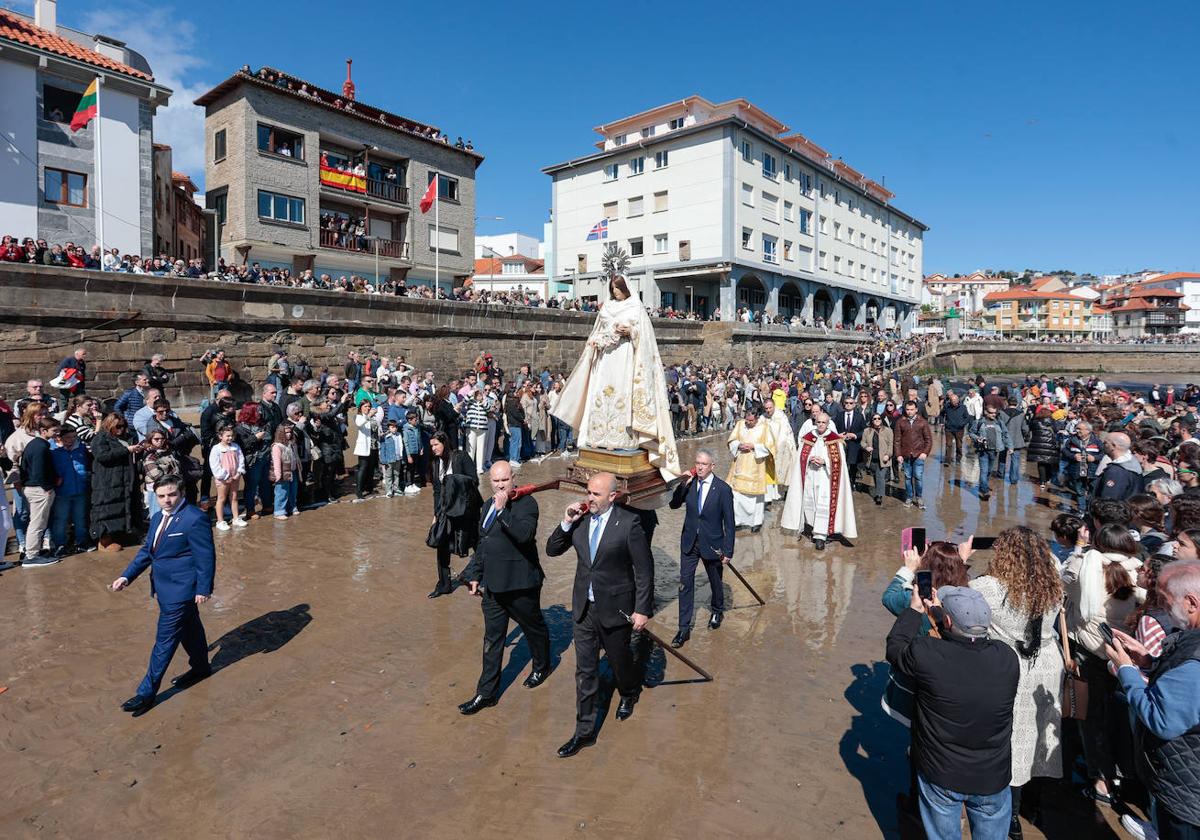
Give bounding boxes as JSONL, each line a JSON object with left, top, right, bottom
{"left": 765, "top": 409, "right": 797, "bottom": 502}
{"left": 727, "top": 420, "right": 775, "bottom": 528}
{"left": 781, "top": 429, "right": 858, "bottom": 539}
{"left": 551, "top": 296, "right": 680, "bottom": 478}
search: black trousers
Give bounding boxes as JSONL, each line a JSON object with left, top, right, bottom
{"left": 476, "top": 586, "right": 550, "bottom": 698}
{"left": 678, "top": 549, "right": 724, "bottom": 630}
{"left": 573, "top": 602, "right": 639, "bottom": 738}
{"left": 435, "top": 542, "right": 453, "bottom": 591}
{"left": 355, "top": 450, "right": 378, "bottom": 498}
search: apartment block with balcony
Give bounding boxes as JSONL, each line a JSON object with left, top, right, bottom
{"left": 543, "top": 95, "right": 927, "bottom": 329}
{"left": 1094, "top": 280, "right": 1190, "bottom": 339}
{"left": 983, "top": 276, "right": 1093, "bottom": 337}
{"left": 195, "top": 65, "right": 481, "bottom": 286}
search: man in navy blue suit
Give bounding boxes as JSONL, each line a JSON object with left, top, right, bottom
{"left": 111, "top": 475, "right": 215, "bottom": 716}
{"left": 668, "top": 448, "right": 736, "bottom": 648}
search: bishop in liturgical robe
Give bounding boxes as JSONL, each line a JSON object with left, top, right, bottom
{"left": 781, "top": 413, "right": 857, "bottom": 550}
{"left": 726, "top": 407, "right": 775, "bottom": 531}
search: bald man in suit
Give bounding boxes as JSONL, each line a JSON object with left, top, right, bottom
{"left": 546, "top": 472, "right": 653, "bottom": 757}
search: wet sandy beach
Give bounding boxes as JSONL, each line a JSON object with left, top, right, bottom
{"left": 1, "top": 430, "right": 1133, "bottom": 838}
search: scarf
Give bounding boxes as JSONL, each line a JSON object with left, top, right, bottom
{"left": 1077, "top": 549, "right": 1143, "bottom": 621}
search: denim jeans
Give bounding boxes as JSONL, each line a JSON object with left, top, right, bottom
{"left": 978, "top": 449, "right": 995, "bottom": 495}
{"left": 507, "top": 427, "right": 523, "bottom": 463}
{"left": 918, "top": 774, "right": 1011, "bottom": 840}
{"left": 902, "top": 457, "right": 925, "bottom": 501}
{"left": 1007, "top": 449, "right": 1023, "bottom": 484}
{"left": 11, "top": 486, "right": 29, "bottom": 548}
{"left": 243, "top": 457, "right": 271, "bottom": 515}
{"left": 51, "top": 492, "right": 89, "bottom": 548}
{"left": 273, "top": 474, "right": 298, "bottom": 515}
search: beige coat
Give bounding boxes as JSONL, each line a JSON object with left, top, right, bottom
{"left": 861, "top": 425, "right": 894, "bottom": 467}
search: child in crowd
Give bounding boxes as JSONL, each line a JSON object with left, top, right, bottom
{"left": 270, "top": 424, "right": 300, "bottom": 519}
{"left": 208, "top": 424, "right": 246, "bottom": 531}
{"left": 1048, "top": 513, "right": 1086, "bottom": 570}
{"left": 379, "top": 419, "right": 404, "bottom": 497}
{"left": 49, "top": 426, "right": 92, "bottom": 555}
{"left": 402, "top": 410, "right": 425, "bottom": 495}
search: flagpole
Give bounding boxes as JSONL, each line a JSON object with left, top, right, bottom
{"left": 94, "top": 77, "right": 105, "bottom": 261}
{"left": 434, "top": 183, "right": 440, "bottom": 298}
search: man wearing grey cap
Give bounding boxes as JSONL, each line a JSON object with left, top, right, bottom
{"left": 887, "top": 581, "right": 1019, "bottom": 840}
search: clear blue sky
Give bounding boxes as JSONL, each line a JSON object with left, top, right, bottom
{"left": 16, "top": 0, "right": 1200, "bottom": 275}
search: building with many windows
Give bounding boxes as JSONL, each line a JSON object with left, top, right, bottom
{"left": 543, "top": 96, "right": 926, "bottom": 328}
{"left": 1134, "top": 272, "right": 1200, "bottom": 333}
{"left": 0, "top": 2, "right": 171, "bottom": 256}
{"left": 195, "top": 64, "right": 481, "bottom": 287}
{"left": 983, "top": 276, "right": 1093, "bottom": 337}
{"left": 1093, "top": 278, "right": 1190, "bottom": 339}
{"left": 923, "top": 271, "right": 1009, "bottom": 314}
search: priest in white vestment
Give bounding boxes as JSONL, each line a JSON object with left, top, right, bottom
{"left": 781, "top": 413, "right": 857, "bottom": 549}
{"left": 726, "top": 407, "right": 775, "bottom": 531}
{"left": 763, "top": 401, "right": 796, "bottom": 503}
{"left": 552, "top": 274, "right": 679, "bottom": 479}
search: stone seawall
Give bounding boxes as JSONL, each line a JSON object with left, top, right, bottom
{"left": 928, "top": 341, "right": 1200, "bottom": 375}
{"left": 0, "top": 266, "right": 868, "bottom": 404}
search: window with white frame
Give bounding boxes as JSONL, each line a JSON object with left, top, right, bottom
{"left": 654, "top": 233, "right": 668, "bottom": 254}
{"left": 834, "top": 255, "right": 842, "bottom": 274}
{"left": 800, "top": 172, "right": 813, "bottom": 194}
{"left": 642, "top": 125, "right": 654, "bottom": 138}
{"left": 797, "top": 244, "right": 813, "bottom": 270}
{"left": 653, "top": 191, "right": 668, "bottom": 212}
{"left": 629, "top": 156, "right": 645, "bottom": 176}
{"left": 603, "top": 201, "right": 617, "bottom": 220}
{"left": 742, "top": 183, "right": 754, "bottom": 206}
{"left": 669, "top": 117, "right": 685, "bottom": 130}
{"left": 784, "top": 162, "right": 793, "bottom": 182}
{"left": 428, "top": 224, "right": 459, "bottom": 252}
{"left": 799, "top": 209, "right": 811, "bottom": 234}
{"left": 629, "top": 237, "right": 644, "bottom": 257}
{"left": 604, "top": 163, "right": 619, "bottom": 181}
{"left": 614, "top": 134, "right": 627, "bottom": 146}
{"left": 859, "top": 232, "right": 866, "bottom": 248}
{"left": 783, "top": 200, "right": 794, "bottom": 222}
{"left": 834, "top": 222, "right": 842, "bottom": 241}
{"left": 762, "top": 192, "right": 779, "bottom": 222}
{"left": 859, "top": 263, "right": 866, "bottom": 280}
{"left": 819, "top": 250, "right": 828, "bottom": 270}
{"left": 819, "top": 215, "right": 828, "bottom": 234}
{"left": 848, "top": 260, "right": 855, "bottom": 277}
{"left": 847, "top": 226, "right": 855, "bottom": 243}
{"left": 762, "top": 151, "right": 777, "bottom": 180}
{"left": 783, "top": 239, "right": 793, "bottom": 261}
{"left": 654, "top": 150, "right": 669, "bottom": 169}
{"left": 740, "top": 139, "right": 752, "bottom": 162}
{"left": 742, "top": 227, "right": 753, "bottom": 250}
{"left": 763, "top": 234, "right": 777, "bottom": 263}
{"left": 627, "top": 195, "right": 644, "bottom": 217}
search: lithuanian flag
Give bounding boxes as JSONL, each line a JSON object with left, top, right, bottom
{"left": 70, "top": 79, "right": 99, "bottom": 133}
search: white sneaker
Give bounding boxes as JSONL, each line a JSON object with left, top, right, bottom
{"left": 1121, "top": 813, "right": 1158, "bottom": 840}
{"left": 216, "top": 520, "right": 231, "bottom": 532}
{"left": 232, "top": 517, "right": 249, "bottom": 528}
{"left": 404, "top": 485, "right": 421, "bottom": 495}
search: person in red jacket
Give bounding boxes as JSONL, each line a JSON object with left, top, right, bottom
{"left": 0, "top": 235, "right": 26, "bottom": 262}
{"left": 894, "top": 400, "right": 934, "bottom": 510}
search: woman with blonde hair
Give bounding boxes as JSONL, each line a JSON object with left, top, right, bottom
{"left": 971, "top": 526, "right": 1065, "bottom": 834}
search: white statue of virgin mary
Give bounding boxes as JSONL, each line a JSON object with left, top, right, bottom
{"left": 551, "top": 248, "right": 680, "bottom": 478}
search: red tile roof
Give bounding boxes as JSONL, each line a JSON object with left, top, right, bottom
{"left": 0, "top": 10, "right": 152, "bottom": 81}
{"left": 1150, "top": 272, "right": 1200, "bottom": 282}
{"left": 984, "top": 287, "right": 1081, "bottom": 302}
{"left": 1130, "top": 286, "right": 1183, "bottom": 298}
{"left": 472, "top": 255, "right": 544, "bottom": 276}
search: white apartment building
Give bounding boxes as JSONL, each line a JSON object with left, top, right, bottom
{"left": 923, "top": 271, "right": 1009, "bottom": 314}
{"left": 544, "top": 96, "right": 927, "bottom": 329}
{"left": 1138, "top": 272, "right": 1200, "bottom": 333}
{"left": 475, "top": 231, "right": 541, "bottom": 260}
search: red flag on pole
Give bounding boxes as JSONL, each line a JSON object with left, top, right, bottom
{"left": 420, "top": 175, "right": 438, "bottom": 213}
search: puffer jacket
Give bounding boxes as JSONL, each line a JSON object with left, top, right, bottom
{"left": 1027, "top": 416, "right": 1060, "bottom": 465}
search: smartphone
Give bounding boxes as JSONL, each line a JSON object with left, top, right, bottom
{"left": 916, "top": 570, "right": 933, "bottom": 603}
{"left": 902, "top": 527, "right": 927, "bottom": 556}
{"left": 971, "top": 537, "right": 996, "bottom": 551}
{"left": 1099, "top": 622, "right": 1115, "bottom": 647}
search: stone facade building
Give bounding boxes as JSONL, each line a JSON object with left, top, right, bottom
{"left": 0, "top": 2, "right": 171, "bottom": 255}
{"left": 195, "top": 64, "right": 481, "bottom": 289}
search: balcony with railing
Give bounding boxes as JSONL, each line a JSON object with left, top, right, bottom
{"left": 366, "top": 178, "right": 408, "bottom": 204}
{"left": 319, "top": 229, "right": 409, "bottom": 260}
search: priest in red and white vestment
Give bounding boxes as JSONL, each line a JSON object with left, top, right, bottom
{"left": 780, "top": 413, "right": 857, "bottom": 550}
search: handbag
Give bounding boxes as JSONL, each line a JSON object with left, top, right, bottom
{"left": 1059, "top": 609, "right": 1089, "bottom": 720}
{"left": 426, "top": 515, "right": 450, "bottom": 549}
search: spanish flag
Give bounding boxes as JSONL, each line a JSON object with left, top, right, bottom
{"left": 70, "top": 78, "right": 99, "bottom": 133}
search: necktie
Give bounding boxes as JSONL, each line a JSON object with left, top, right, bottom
{"left": 152, "top": 514, "right": 171, "bottom": 551}
{"left": 589, "top": 515, "right": 602, "bottom": 563}
{"left": 483, "top": 503, "right": 497, "bottom": 530}
{"left": 697, "top": 479, "right": 707, "bottom": 512}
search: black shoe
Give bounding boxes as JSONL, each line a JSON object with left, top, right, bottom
{"left": 0, "top": 561, "right": 19, "bottom": 573}
{"left": 708, "top": 612, "right": 723, "bottom": 630}
{"left": 170, "top": 667, "right": 212, "bottom": 690}
{"left": 21, "top": 554, "right": 61, "bottom": 568}
{"left": 523, "top": 669, "right": 548, "bottom": 689}
{"left": 980, "top": 492, "right": 991, "bottom": 501}
{"left": 427, "top": 584, "right": 451, "bottom": 599}
{"left": 751, "top": 525, "right": 762, "bottom": 533}
{"left": 121, "top": 694, "right": 155, "bottom": 716}
{"left": 874, "top": 496, "right": 883, "bottom": 506}
{"left": 457, "top": 694, "right": 497, "bottom": 715}
{"left": 1008, "top": 814, "right": 1023, "bottom": 839}
{"left": 814, "top": 538, "right": 826, "bottom": 551}
{"left": 557, "top": 734, "right": 596, "bottom": 758}
{"left": 671, "top": 628, "right": 691, "bottom": 648}
{"left": 616, "top": 695, "right": 638, "bottom": 721}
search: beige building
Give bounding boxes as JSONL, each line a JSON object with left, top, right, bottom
{"left": 195, "top": 64, "right": 481, "bottom": 286}
{"left": 983, "top": 276, "right": 1093, "bottom": 337}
